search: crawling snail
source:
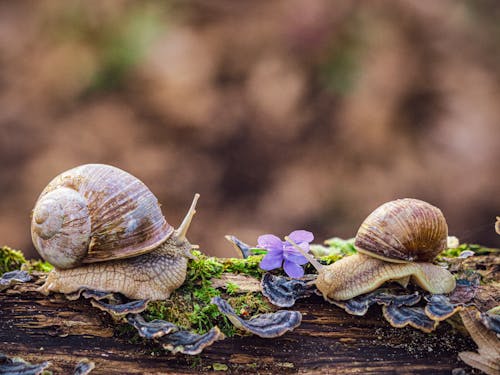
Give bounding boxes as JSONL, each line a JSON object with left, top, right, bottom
{"left": 288, "top": 198, "right": 456, "bottom": 301}
{"left": 31, "top": 164, "right": 199, "bottom": 300}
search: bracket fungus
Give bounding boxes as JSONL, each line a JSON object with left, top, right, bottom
{"left": 328, "top": 289, "right": 421, "bottom": 316}
{"left": 382, "top": 304, "right": 438, "bottom": 333}
{"left": 424, "top": 294, "right": 463, "bottom": 321}
{"left": 260, "top": 273, "right": 316, "bottom": 307}
{"left": 0, "top": 353, "right": 50, "bottom": 375}
{"left": 212, "top": 296, "right": 302, "bottom": 338}
{"left": 127, "top": 314, "right": 177, "bottom": 339}
{"left": 90, "top": 298, "right": 150, "bottom": 317}
{"left": 0, "top": 270, "right": 31, "bottom": 291}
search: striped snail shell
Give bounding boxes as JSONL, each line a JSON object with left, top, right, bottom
{"left": 31, "top": 164, "right": 172, "bottom": 269}
{"left": 354, "top": 198, "right": 448, "bottom": 263}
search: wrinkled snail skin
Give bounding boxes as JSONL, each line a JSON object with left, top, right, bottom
{"left": 316, "top": 253, "right": 456, "bottom": 301}
{"left": 32, "top": 164, "right": 199, "bottom": 301}
{"left": 38, "top": 237, "right": 190, "bottom": 300}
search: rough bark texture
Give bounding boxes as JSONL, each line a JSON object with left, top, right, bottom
{"left": 0, "top": 277, "right": 479, "bottom": 374}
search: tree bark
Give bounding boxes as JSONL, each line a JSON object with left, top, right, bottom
{"left": 0, "top": 274, "right": 478, "bottom": 375}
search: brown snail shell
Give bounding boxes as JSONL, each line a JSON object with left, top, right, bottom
{"left": 31, "top": 164, "right": 173, "bottom": 269}
{"left": 354, "top": 198, "right": 448, "bottom": 263}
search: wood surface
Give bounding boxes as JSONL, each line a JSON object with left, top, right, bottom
{"left": 0, "top": 274, "right": 479, "bottom": 375}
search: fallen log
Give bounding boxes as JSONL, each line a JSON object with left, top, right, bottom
{"left": 0, "top": 275, "right": 479, "bottom": 375}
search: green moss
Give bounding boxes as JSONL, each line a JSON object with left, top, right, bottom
{"left": 144, "top": 250, "right": 271, "bottom": 337}
{"left": 0, "top": 246, "right": 27, "bottom": 274}
{"left": 438, "top": 243, "right": 499, "bottom": 259}
{"left": 22, "top": 259, "right": 54, "bottom": 273}
{"left": 212, "top": 363, "right": 229, "bottom": 371}
{"left": 225, "top": 282, "right": 239, "bottom": 295}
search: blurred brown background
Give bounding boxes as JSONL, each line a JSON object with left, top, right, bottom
{"left": 1, "top": 0, "right": 499, "bottom": 259}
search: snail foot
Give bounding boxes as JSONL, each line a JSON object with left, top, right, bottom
{"left": 261, "top": 273, "right": 316, "bottom": 307}
{"left": 212, "top": 296, "right": 302, "bottom": 338}
{"left": 0, "top": 270, "right": 31, "bottom": 292}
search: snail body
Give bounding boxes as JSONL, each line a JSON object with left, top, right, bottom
{"left": 289, "top": 199, "right": 456, "bottom": 301}
{"left": 32, "top": 164, "right": 199, "bottom": 300}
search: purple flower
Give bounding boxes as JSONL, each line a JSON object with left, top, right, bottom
{"left": 258, "top": 230, "right": 314, "bottom": 278}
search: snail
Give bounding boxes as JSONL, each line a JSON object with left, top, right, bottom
{"left": 31, "top": 164, "right": 199, "bottom": 301}
{"left": 287, "top": 198, "right": 456, "bottom": 301}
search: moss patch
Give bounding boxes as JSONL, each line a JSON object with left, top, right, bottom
{"left": 144, "top": 250, "right": 271, "bottom": 337}
{"left": 438, "top": 243, "right": 499, "bottom": 259}
{"left": 0, "top": 246, "right": 26, "bottom": 274}
{"left": 0, "top": 246, "right": 54, "bottom": 274}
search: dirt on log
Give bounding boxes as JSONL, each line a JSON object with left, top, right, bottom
{"left": 0, "top": 276, "right": 480, "bottom": 375}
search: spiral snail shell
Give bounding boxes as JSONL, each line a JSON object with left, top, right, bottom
{"left": 354, "top": 199, "right": 448, "bottom": 263}
{"left": 32, "top": 164, "right": 199, "bottom": 300}
{"left": 289, "top": 199, "right": 456, "bottom": 301}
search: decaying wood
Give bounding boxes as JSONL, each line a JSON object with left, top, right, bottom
{"left": 0, "top": 275, "right": 481, "bottom": 375}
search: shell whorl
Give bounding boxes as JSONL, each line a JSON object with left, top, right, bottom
{"left": 31, "top": 164, "right": 173, "bottom": 269}
{"left": 32, "top": 187, "right": 91, "bottom": 268}
{"left": 354, "top": 198, "right": 448, "bottom": 263}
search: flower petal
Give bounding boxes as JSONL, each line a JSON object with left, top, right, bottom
{"left": 258, "top": 234, "right": 284, "bottom": 252}
{"left": 283, "top": 260, "right": 305, "bottom": 279}
{"left": 288, "top": 230, "right": 314, "bottom": 244}
{"left": 259, "top": 253, "right": 283, "bottom": 271}
{"left": 284, "top": 252, "right": 309, "bottom": 265}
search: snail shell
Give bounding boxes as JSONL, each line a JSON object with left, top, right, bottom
{"left": 354, "top": 198, "right": 448, "bottom": 263}
{"left": 31, "top": 164, "right": 173, "bottom": 269}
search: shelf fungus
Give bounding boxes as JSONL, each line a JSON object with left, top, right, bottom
{"left": 0, "top": 270, "right": 31, "bottom": 291}
{"left": 0, "top": 353, "right": 94, "bottom": 375}
{"left": 261, "top": 273, "right": 316, "bottom": 307}
{"left": 326, "top": 286, "right": 467, "bottom": 333}
{"left": 65, "top": 288, "right": 224, "bottom": 355}
{"left": 127, "top": 313, "right": 224, "bottom": 355}
{"left": 127, "top": 314, "right": 177, "bottom": 339}
{"left": 158, "top": 327, "right": 225, "bottom": 355}
{"left": 90, "top": 298, "right": 149, "bottom": 317}
{"left": 459, "top": 308, "right": 500, "bottom": 375}
{"left": 0, "top": 353, "right": 50, "bottom": 375}
{"left": 447, "top": 273, "right": 480, "bottom": 305}
{"left": 73, "top": 359, "right": 95, "bottom": 375}
{"left": 328, "top": 289, "right": 421, "bottom": 316}
{"left": 480, "top": 310, "right": 500, "bottom": 337}
{"left": 424, "top": 294, "right": 463, "bottom": 321}
{"left": 382, "top": 304, "right": 438, "bottom": 333}
{"left": 225, "top": 235, "right": 252, "bottom": 258}
{"left": 212, "top": 296, "right": 302, "bottom": 338}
